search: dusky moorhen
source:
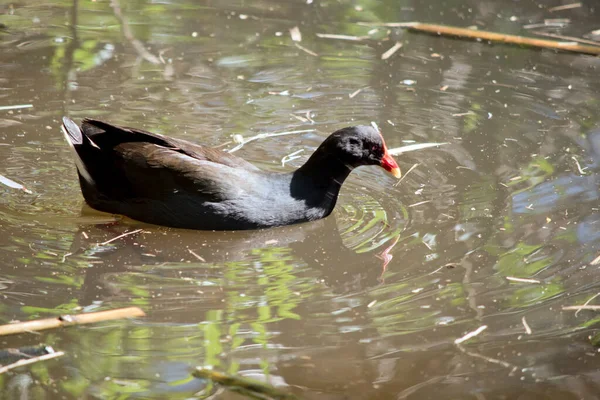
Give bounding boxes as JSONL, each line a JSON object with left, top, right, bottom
{"left": 61, "top": 117, "right": 401, "bottom": 230}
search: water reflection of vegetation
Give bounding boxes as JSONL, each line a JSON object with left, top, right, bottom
{"left": 58, "top": 247, "right": 316, "bottom": 397}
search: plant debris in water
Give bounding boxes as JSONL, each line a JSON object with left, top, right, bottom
{"left": 193, "top": 368, "right": 299, "bottom": 400}
{"left": 0, "top": 104, "right": 33, "bottom": 111}
{"left": 454, "top": 325, "right": 487, "bottom": 344}
{"left": 0, "top": 348, "right": 64, "bottom": 375}
{"left": 227, "top": 129, "right": 315, "bottom": 153}
{"left": 0, "top": 174, "right": 32, "bottom": 193}
{"left": 387, "top": 142, "right": 448, "bottom": 156}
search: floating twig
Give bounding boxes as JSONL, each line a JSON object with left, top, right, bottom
{"left": 452, "top": 111, "right": 474, "bottom": 117}
{"left": 572, "top": 156, "right": 586, "bottom": 175}
{"left": 0, "top": 351, "right": 64, "bottom": 374}
{"left": 590, "top": 254, "right": 600, "bottom": 266}
{"left": 294, "top": 43, "right": 318, "bottom": 57}
{"left": 408, "top": 200, "right": 431, "bottom": 208}
{"left": 531, "top": 30, "right": 600, "bottom": 47}
{"left": 387, "top": 142, "right": 448, "bottom": 156}
{"left": 188, "top": 248, "right": 206, "bottom": 262}
{"left": 290, "top": 114, "right": 308, "bottom": 123}
{"left": 349, "top": 86, "right": 368, "bottom": 98}
{"left": 506, "top": 276, "right": 540, "bottom": 284}
{"left": 428, "top": 265, "right": 447, "bottom": 275}
{"left": 316, "top": 33, "right": 367, "bottom": 41}
{"left": 548, "top": 2, "right": 581, "bottom": 12}
{"left": 0, "top": 104, "right": 33, "bottom": 112}
{"left": 0, "top": 174, "right": 32, "bottom": 194}
{"left": 456, "top": 343, "right": 514, "bottom": 369}
{"left": 99, "top": 229, "right": 143, "bottom": 246}
{"left": 381, "top": 41, "right": 403, "bottom": 60}
{"left": 305, "top": 111, "right": 314, "bottom": 124}
{"left": 0, "top": 307, "right": 145, "bottom": 336}
{"left": 358, "top": 21, "right": 600, "bottom": 56}
{"left": 572, "top": 292, "right": 600, "bottom": 316}
{"left": 523, "top": 21, "right": 570, "bottom": 29}
{"left": 281, "top": 149, "right": 304, "bottom": 167}
{"left": 193, "top": 368, "right": 299, "bottom": 400}
{"left": 227, "top": 129, "right": 314, "bottom": 153}
{"left": 394, "top": 163, "right": 419, "bottom": 186}
{"left": 563, "top": 305, "right": 600, "bottom": 311}
{"left": 454, "top": 325, "right": 487, "bottom": 344}
{"left": 521, "top": 317, "right": 532, "bottom": 335}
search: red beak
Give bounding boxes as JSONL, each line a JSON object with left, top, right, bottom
{"left": 380, "top": 140, "right": 401, "bottom": 179}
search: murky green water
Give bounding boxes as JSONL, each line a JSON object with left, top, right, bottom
{"left": 2, "top": 0, "right": 600, "bottom": 398}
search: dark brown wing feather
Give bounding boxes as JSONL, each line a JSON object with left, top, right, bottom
{"left": 113, "top": 142, "right": 248, "bottom": 202}
{"left": 81, "top": 118, "right": 260, "bottom": 171}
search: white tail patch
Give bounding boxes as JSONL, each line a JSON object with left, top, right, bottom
{"left": 61, "top": 124, "right": 94, "bottom": 184}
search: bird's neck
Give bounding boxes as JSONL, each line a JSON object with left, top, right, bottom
{"left": 292, "top": 148, "right": 353, "bottom": 215}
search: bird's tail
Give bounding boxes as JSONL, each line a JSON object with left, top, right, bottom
{"left": 61, "top": 117, "right": 94, "bottom": 184}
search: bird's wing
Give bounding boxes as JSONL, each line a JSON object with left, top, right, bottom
{"left": 81, "top": 118, "right": 260, "bottom": 171}
{"left": 113, "top": 141, "right": 254, "bottom": 202}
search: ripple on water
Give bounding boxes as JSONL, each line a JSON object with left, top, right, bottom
{"left": 336, "top": 176, "right": 407, "bottom": 253}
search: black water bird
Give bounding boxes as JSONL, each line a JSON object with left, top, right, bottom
{"left": 61, "top": 117, "right": 401, "bottom": 230}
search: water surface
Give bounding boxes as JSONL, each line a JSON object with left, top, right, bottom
{"left": 2, "top": 0, "right": 600, "bottom": 398}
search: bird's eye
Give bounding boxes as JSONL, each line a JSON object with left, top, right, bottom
{"left": 371, "top": 145, "right": 377, "bottom": 151}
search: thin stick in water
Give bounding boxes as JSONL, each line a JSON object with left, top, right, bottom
{"left": 0, "top": 307, "right": 145, "bottom": 337}
{"left": 99, "top": 229, "right": 143, "bottom": 246}
{"left": 408, "top": 200, "right": 431, "bottom": 208}
{"left": 0, "top": 174, "right": 32, "bottom": 194}
{"left": 563, "top": 305, "right": 600, "bottom": 311}
{"left": 227, "top": 129, "right": 315, "bottom": 153}
{"left": 281, "top": 149, "right": 304, "bottom": 167}
{"left": 316, "top": 33, "right": 367, "bottom": 41}
{"left": 548, "top": 3, "right": 581, "bottom": 12}
{"left": 0, "top": 351, "right": 64, "bottom": 374}
{"left": 573, "top": 292, "right": 600, "bottom": 316}
{"left": 521, "top": 317, "right": 532, "bottom": 335}
{"left": 506, "top": 276, "right": 540, "bottom": 284}
{"left": 531, "top": 30, "right": 600, "bottom": 47}
{"left": 387, "top": 142, "right": 448, "bottom": 156}
{"left": 381, "top": 41, "right": 403, "bottom": 60}
{"left": 572, "top": 156, "right": 586, "bottom": 175}
{"left": 358, "top": 21, "right": 600, "bottom": 56}
{"left": 590, "top": 254, "right": 600, "bottom": 265}
{"left": 0, "top": 104, "right": 33, "bottom": 112}
{"left": 454, "top": 325, "right": 487, "bottom": 344}
{"left": 456, "top": 343, "right": 514, "bottom": 369}
{"left": 349, "top": 87, "right": 368, "bottom": 98}
{"left": 394, "top": 163, "right": 419, "bottom": 186}
{"left": 295, "top": 43, "right": 318, "bottom": 57}
{"left": 188, "top": 249, "right": 206, "bottom": 262}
